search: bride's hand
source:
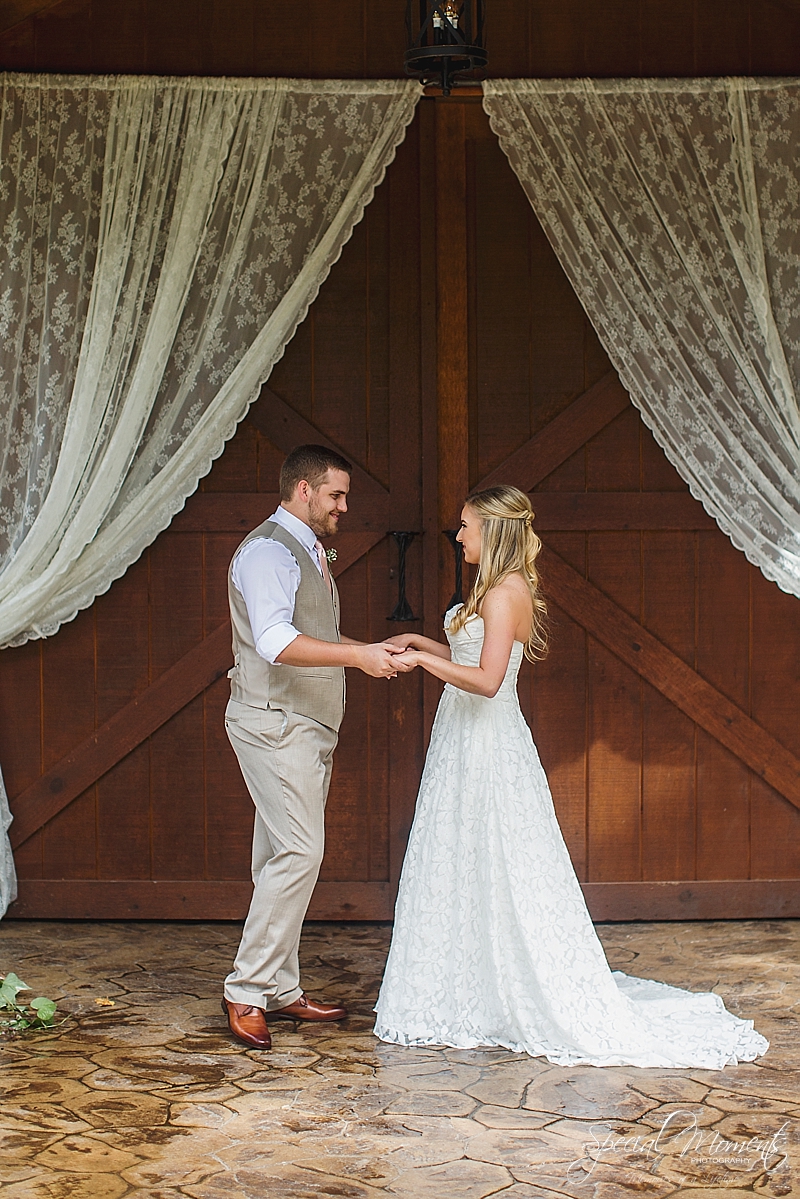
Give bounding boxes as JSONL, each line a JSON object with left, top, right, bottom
{"left": 385, "top": 633, "right": 414, "bottom": 649}
{"left": 393, "top": 649, "right": 421, "bottom": 670}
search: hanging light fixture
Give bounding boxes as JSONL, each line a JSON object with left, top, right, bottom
{"left": 404, "top": 1, "right": 488, "bottom": 96}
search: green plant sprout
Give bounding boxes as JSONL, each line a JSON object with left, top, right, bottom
{"left": 0, "top": 972, "right": 58, "bottom": 1032}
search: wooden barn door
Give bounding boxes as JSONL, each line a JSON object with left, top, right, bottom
{"left": 1, "top": 116, "right": 428, "bottom": 921}
{"left": 449, "top": 98, "right": 800, "bottom": 919}
{"left": 3, "top": 96, "right": 800, "bottom": 920}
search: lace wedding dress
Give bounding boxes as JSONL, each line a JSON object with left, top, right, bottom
{"left": 374, "top": 608, "right": 768, "bottom": 1068}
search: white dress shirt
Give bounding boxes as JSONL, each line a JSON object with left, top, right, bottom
{"left": 231, "top": 507, "right": 326, "bottom": 665}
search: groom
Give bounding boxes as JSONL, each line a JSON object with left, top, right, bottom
{"left": 222, "top": 444, "right": 406, "bottom": 1049}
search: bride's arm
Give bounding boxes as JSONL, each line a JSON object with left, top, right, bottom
{"left": 385, "top": 632, "right": 451, "bottom": 660}
{"left": 393, "top": 589, "right": 518, "bottom": 697}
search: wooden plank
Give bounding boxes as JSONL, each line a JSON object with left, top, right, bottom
{"left": 173, "top": 490, "right": 713, "bottom": 534}
{"left": 40, "top": 607, "right": 97, "bottom": 878}
{"left": 9, "top": 530, "right": 386, "bottom": 849}
{"left": 172, "top": 493, "right": 390, "bottom": 534}
{"left": 583, "top": 879, "right": 800, "bottom": 922}
{"left": 471, "top": 125, "right": 533, "bottom": 483}
{"left": 0, "top": 0, "right": 60, "bottom": 34}
{"left": 148, "top": 532, "right": 206, "bottom": 879}
{"left": 9, "top": 876, "right": 800, "bottom": 923}
{"left": 199, "top": 0, "right": 255, "bottom": 75}
{"left": 533, "top": 492, "right": 712, "bottom": 530}
{"left": 750, "top": 562, "right": 800, "bottom": 878}
{"left": 696, "top": 531, "right": 751, "bottom": 879}
{"left": 91, "top": 0, "right": 147, "bottom": 73}
{"left": 586, "top": 533, "right": 642, "bottom": 882}
{"left": 544, "top": 547, "right": 800, "bottom": 811}
{"left": 6, "top": 879, "right": 394, "bottom": 920}
{"left": 476, "top": 372, "right": 629, "bottom": 493}
{"left": 641, "top": 531, "right": 697, "bottom": 880}
{"left": 95, "top": 555, "right": 151, "bottom": 880}
{"left": 9, "top": 621, "right": 233, "bottom": 850}
{"left": 532, "top": 533, "right": 588, "bottom": 880}
{"left": 246, "top": 386, "right": 388, "bottom": 500}
{"left": 0, "top": 639, "right": 42, "bottom": 877}
{"left": 309, "top": 206, "right": 370, "bottom": 467}
{"left": 418, "top": 100, "right": 443, "bottom": 741}
{"left": 436, "top": 99, "right": 470, "bottom": 573}
{"left": 387, "top": 117, "right": 425, "bottom": 886}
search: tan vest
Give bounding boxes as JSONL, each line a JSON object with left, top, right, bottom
{"left": 227, "top": 519, "right": 346, "bottom": 731}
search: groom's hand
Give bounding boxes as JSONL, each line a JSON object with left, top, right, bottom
{"left": 355, "top": 642, "right": 413, "bottom": 678}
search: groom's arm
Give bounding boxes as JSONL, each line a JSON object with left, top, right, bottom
{"left": 276, "top": 635, "right": 409, "bottom": 678}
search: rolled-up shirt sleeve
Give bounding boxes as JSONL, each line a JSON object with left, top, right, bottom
{"left": 231, "top": 538, "right": 302, "bottom": 664}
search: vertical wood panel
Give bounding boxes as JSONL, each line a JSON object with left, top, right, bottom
{"left": 92, "top": 0, "right": 147, "bottom": 72}
{"left": 587, "top": 532, "right": 642, "bottom": 882}
{"left": 750, "top": 566, "right": 800, "bottom": 878}
{"left": 435, "top": 100, "right": 469, "bottom": 549}
{"left": 641, "top": 532, "right": 696, "bottom": 880}
{"left": 0, "top": 639, "right": 42, "bottom": 876}
{"left": 750, "top": 0, "right": 800, "bottom": 72}
{"left": 202, "top": 420, "right": 259, "bottom": 493}
{"left": 470, "top": 126, "right": 532, "bottom": 483}
{"left": 387, "top": 117, "right": 425, "bottom": 882}
{"left": 580, "top": 0, "right": 642, "bottom": 76}
{"left": 534, "top": 533, "right": 588, "bottom": 880}
{"left": 199, "top": 0, "right": 255, "bottom": 75}
{"left": 40, "top": 609, "right": 96, "bottom": 877}
{"left": 366, "top": 179, "right": 391, "bottom": 488}
{"left": 30, "top": 0, "right": 93, "bottom": 72}
{"left": 203, "top": 532, "right": 251, "bottom": 880}
{"left": 148, "top": 533, "right": 206, "bottom": 879}
{"left": 696, "top": 533, "right": 751, "bottom": 878}
{"left": 95, "top": 557, "right": 151, "bottom": 879}
{"left": 320, "top": 559, "right": 372, "bottom": 882}
{"left": 641, "top": 0, "right": 697, "bottom": 74}
{"left": 311, "top": 213, "right": 369, "bottom": 464}
{"left": 147, "top": 0, "right": 202, "bottom": 74}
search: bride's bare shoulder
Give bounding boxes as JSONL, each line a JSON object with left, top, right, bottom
{"left": 480, "top": 574, "right": 531, "bottom": 616}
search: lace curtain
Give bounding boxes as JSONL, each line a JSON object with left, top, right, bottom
{"left": 483, "top": 78, "right": 800, "bottom": 598}
{"left": 0, "top": 73, "right": 420, "bottom": 912}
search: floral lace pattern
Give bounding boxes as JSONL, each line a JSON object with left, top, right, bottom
{"left": 483, "top": 78, "right": 800, "bottom": 598}
{"left": 374, "top": 609, "right": 769, "bottom": 1068}
{"left": 0, "top": 75, "right": 420, "bottom": 647}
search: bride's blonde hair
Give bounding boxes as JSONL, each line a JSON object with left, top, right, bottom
{"left": 449, "top": 485, "right": 548, "bottom": 661}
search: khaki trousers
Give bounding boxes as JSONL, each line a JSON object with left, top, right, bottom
{"left": 223, "top": 699, "right": 338, "bottom": 1010}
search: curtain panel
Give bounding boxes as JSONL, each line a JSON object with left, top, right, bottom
{"left": 0, "top": 73, "right": 420, "bottom": 912}
{"left": 483, "top": 78, "right": 800, "bottom": 599}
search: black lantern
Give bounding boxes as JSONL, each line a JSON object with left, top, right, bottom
{"left": 404, "top": 1, "right": 487, "bottom": 95}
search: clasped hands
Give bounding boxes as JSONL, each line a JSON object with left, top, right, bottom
{"left": 359, "top": 635, "right": 422, "bottom": 678}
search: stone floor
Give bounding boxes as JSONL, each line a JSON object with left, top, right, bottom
{"left": 0, "top": 919, "right": 797, "bottom": 1199}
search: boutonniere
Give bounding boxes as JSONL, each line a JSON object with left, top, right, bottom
{"left": 325, "top": 548, "right": 337, "bottom": 564}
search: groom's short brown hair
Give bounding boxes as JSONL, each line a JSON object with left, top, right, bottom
{"left": 279, "top": 444, "right": 352, "bottom": 501}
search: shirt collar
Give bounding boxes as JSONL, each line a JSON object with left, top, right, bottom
{"left": 270, "top": 506, "right": 319, "bottom": 555}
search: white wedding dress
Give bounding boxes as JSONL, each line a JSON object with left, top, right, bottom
{"left": 374, "top": 608, "right": 768, "bottom": 1068}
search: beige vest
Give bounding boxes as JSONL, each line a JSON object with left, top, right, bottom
{"left": 228, "top": 519, "right": 346, "bottom": 731}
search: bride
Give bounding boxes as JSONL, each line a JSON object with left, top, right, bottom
{"left": 374, "top": 485, "right": 767, "bottom": 1068}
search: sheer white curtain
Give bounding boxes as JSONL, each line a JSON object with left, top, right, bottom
{"left": 0, "top": 73, "right": 420, "bottom": 912}
{"left": 484, "top": 78, "right": 800, "bottom": 598}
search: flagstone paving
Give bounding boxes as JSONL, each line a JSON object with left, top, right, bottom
{"left": 0, "top": 919, "right": 797, "bottom": 1197}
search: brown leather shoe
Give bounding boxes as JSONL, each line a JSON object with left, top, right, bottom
{"left": 221, "top": 999, "right": 272, "bottom": 1049}
{"left": 266, "top": 993, "right": 348, "bottom": 1022}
